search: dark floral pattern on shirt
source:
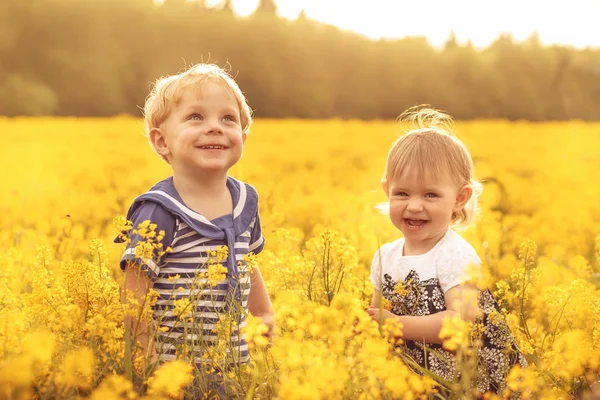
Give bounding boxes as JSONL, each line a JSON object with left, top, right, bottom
{"left": 381, "top": 271, "right": 527, "bottom": 394}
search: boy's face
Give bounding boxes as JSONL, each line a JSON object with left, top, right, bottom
{"left": 156, "top": 80, "right": 247, "bottom": 177}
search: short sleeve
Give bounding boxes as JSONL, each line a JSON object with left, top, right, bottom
{"left": 436, "top": 247, "right": 481, "bottom": 293}
{"left": 114, "top": 201, "right": 176, "bottom": 278}
{"left": 248, "top": 210, "right": 265, "bottom": 254}
{"left": 369, "top": 245, "right": 388, "bottom": 291}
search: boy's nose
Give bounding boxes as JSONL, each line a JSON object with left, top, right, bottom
{"left": 205, "top": 119, "right": 224, "bottom": 135}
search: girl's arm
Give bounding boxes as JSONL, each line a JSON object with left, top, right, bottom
{"left": 122, "top": 263, "right": 156, "bottom": 361}
{"left": 368, "top": 284, "right": 478, "bottom": 344}
{"left": 248, "top": 267, "right": 276, "bottom": 338}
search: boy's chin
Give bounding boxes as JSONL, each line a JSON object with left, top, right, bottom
{"left": 195, "top": 163, "right": 236, "bottom": 174}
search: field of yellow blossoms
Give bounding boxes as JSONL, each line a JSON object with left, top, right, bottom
{"left": 0, "top": 117, "right": 599, "bottom": 399}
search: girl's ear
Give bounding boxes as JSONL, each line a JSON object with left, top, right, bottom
{"left": 454, "top": 185, "right": 473, "bottom": 211}
{"left": 149, "top": 128, "right": 171, "bottom": 158}
{"left": 381, "top": 180, "right": 389, "bottom": 199}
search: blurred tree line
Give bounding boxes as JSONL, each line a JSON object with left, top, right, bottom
{"left": 1, "top": 0, "right": 600, "bottom": 120}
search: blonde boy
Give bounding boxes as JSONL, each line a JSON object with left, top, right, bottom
{"left": 116, "top": 64, "right": 274, "bottom": 371}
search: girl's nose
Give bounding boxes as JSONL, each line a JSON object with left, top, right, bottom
{"left": 407, "top": 199, "right": 424, "bottom": 212}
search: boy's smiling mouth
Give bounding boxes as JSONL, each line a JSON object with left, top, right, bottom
{"left": 197, "top": 144, "right": 227, "bottom": 150}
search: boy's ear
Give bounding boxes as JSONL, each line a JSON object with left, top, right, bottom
{"left": 454, "top": 185, "right": 473, "bottom": 211}
{"left": 149, "top": 128, "right": 171, "bottom": 157}
{"left": 242, "top": 132, "right": 247, "bottom": 144}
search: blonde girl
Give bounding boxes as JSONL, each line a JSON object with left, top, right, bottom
{"left": 366, "top": 106, "right": 526, "bottom": 394}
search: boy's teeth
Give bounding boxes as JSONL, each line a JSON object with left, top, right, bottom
{"left": 202, "top": 145, "right": 223, "bottom": 149}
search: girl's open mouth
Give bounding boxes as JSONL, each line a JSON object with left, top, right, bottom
{"left": 404, "top": 219, "right": 427, "bottom": 229}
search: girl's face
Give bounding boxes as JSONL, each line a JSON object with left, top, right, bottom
{"left": 383, "top": 169, "right": 472, "bottom": 255}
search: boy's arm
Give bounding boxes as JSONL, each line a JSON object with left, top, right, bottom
{"left": 367, "top": 284, "right": 478, "bottom": 344}
{"left": 247, "top": 267, "right": 275, "bottom": 338}
{"left": 122, "top": 262, "right": 157, "bottom": 361}
{"left": 116, "top": 201, "right": 176, "bottom": 366}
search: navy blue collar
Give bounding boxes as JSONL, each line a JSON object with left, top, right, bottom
{"left": 125, "top": 176, "right": 258, "bottom": 239}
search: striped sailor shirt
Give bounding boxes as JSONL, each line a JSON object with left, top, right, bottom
{"left": 115, "top": 176, "right": 265, "bottom": 366}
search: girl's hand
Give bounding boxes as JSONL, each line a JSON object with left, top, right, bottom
{"left": 366, "top": 306, "right": 398, "bottom": 324}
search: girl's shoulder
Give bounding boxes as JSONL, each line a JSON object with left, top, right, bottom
{"left": 431, "top": 230, "right": 482, "bottom": 292}
{"left": 374, "top": 237, "right": 405, "bottom": 260}
{"left": 433, "top": 229, "right": 481, "bottom": 267}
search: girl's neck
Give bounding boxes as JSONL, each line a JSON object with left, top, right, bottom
{"left": 402, "top": 229, "right": 449, "bottom": 256}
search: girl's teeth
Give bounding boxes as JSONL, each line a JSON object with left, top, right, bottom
{"left": 406, "top": 219, "right": 426, "bottom": 227}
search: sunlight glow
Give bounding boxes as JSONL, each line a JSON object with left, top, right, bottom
{"left": 231, "top": 0, "right": 259, "bottom": 16}
{"left": 271, "top": 0, "right": 304, "bottom": 20}
{"left": 225, "top": 0, "right": 600, "bottom": 49}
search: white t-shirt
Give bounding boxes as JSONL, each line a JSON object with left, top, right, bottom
{"left": 370, "top": 229, "right": 481, "bottom": 294}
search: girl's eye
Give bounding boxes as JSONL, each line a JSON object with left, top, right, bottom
{"left": 425, "top": 193, "right": 438, "bottom": 198}
{"left": 189, "top": 114, "right": 203, "bottom": 121}
{"left": 222, "top": 115, "right": 237, "bottom": 122}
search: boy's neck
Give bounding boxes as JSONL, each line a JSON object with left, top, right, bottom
{"left": 172, "top": 172, "right": 233, "bottom": 220}
{"left": 173, "top": 171, "right": 228, "bottom": 196}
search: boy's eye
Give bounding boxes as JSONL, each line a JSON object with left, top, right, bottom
{"left": 222, "top": 115, "right": 237, "bottom": 122}
{"left": 189, "top": 114, "right": 203, "bottom": 121}
{"left": 395, "top": 191, "right": 408, "bottom": 197}
{"left": 425, "top": 193, "right": 438, "bottom": 198}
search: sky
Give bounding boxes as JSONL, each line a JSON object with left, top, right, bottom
{"left": 204, "top": 0, "right": 600, "bottom": 49}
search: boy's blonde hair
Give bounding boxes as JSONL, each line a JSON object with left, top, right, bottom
{"left": 143, "top": 63, "right": 253, "bottom": 138}
{"left": 383, "top": 106, "right": 483, "bottom": 229}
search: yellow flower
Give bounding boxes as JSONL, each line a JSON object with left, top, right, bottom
{"left": 381, "top": 298, "right": 392, "bottom": 311}
{"left": 206, "top": 263, "right": 228, "bottom": 286}
{"left": 439, "top": 315, "right": 471, "bottom": 352}
{"left": 471, "top": 322, "right": 485, "bottom": 343}
{"left": 487, "top": 307, "right": 504, "bottom": 326}
{"left": 519, "top": 338, "right": 535, "bottom": 356}
{"left": 595, "top": 234, "right": 600, "bottom": 266}
{"left": 3, "top": 118, "right": 600, "bottom": 399}
{"left": 55, "top": 347, "right": 96, "bottom": 390}
{"left": 242, "top": 251, "right": 259, "bottom": 274}
{"left": 518, "top": 238, "right": 537, "bottom": 270}
{"left": 0, "top": 330, "right": 56, "bottom": 387}
{"left": 90, "top": 375, "right": 136, "bottom": 400}
{"left": 506, "top": 364, "right": 543, "bottom": 398}
{"left": 172, "top": 297, "right": 192, "bottom": 320}
{"left": 568, "top": 255, "right": 593, "bottom": 279}
{"left": 243, "top": 315, "right": 270, "bottom": 350}
{"left": 382, "top": 318, "right": 403, "bottom": 345}
{"left": 393, "top": 281, "right": 407, "bottom": 297}
{"left": 208, "top": 245, "right": 229, "bottom": 264}
{"left": 147, "top": 360, "right": 194, "bottom": 398}
{"left": 494, "top": 280, "right": 511, "bottom": 301}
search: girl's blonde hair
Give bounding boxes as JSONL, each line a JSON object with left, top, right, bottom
{"left": 143, "top": 63, "right": 253, "bottom": 137}
{"left": 383, "top": 105, "right": 483, "bottom": 229}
